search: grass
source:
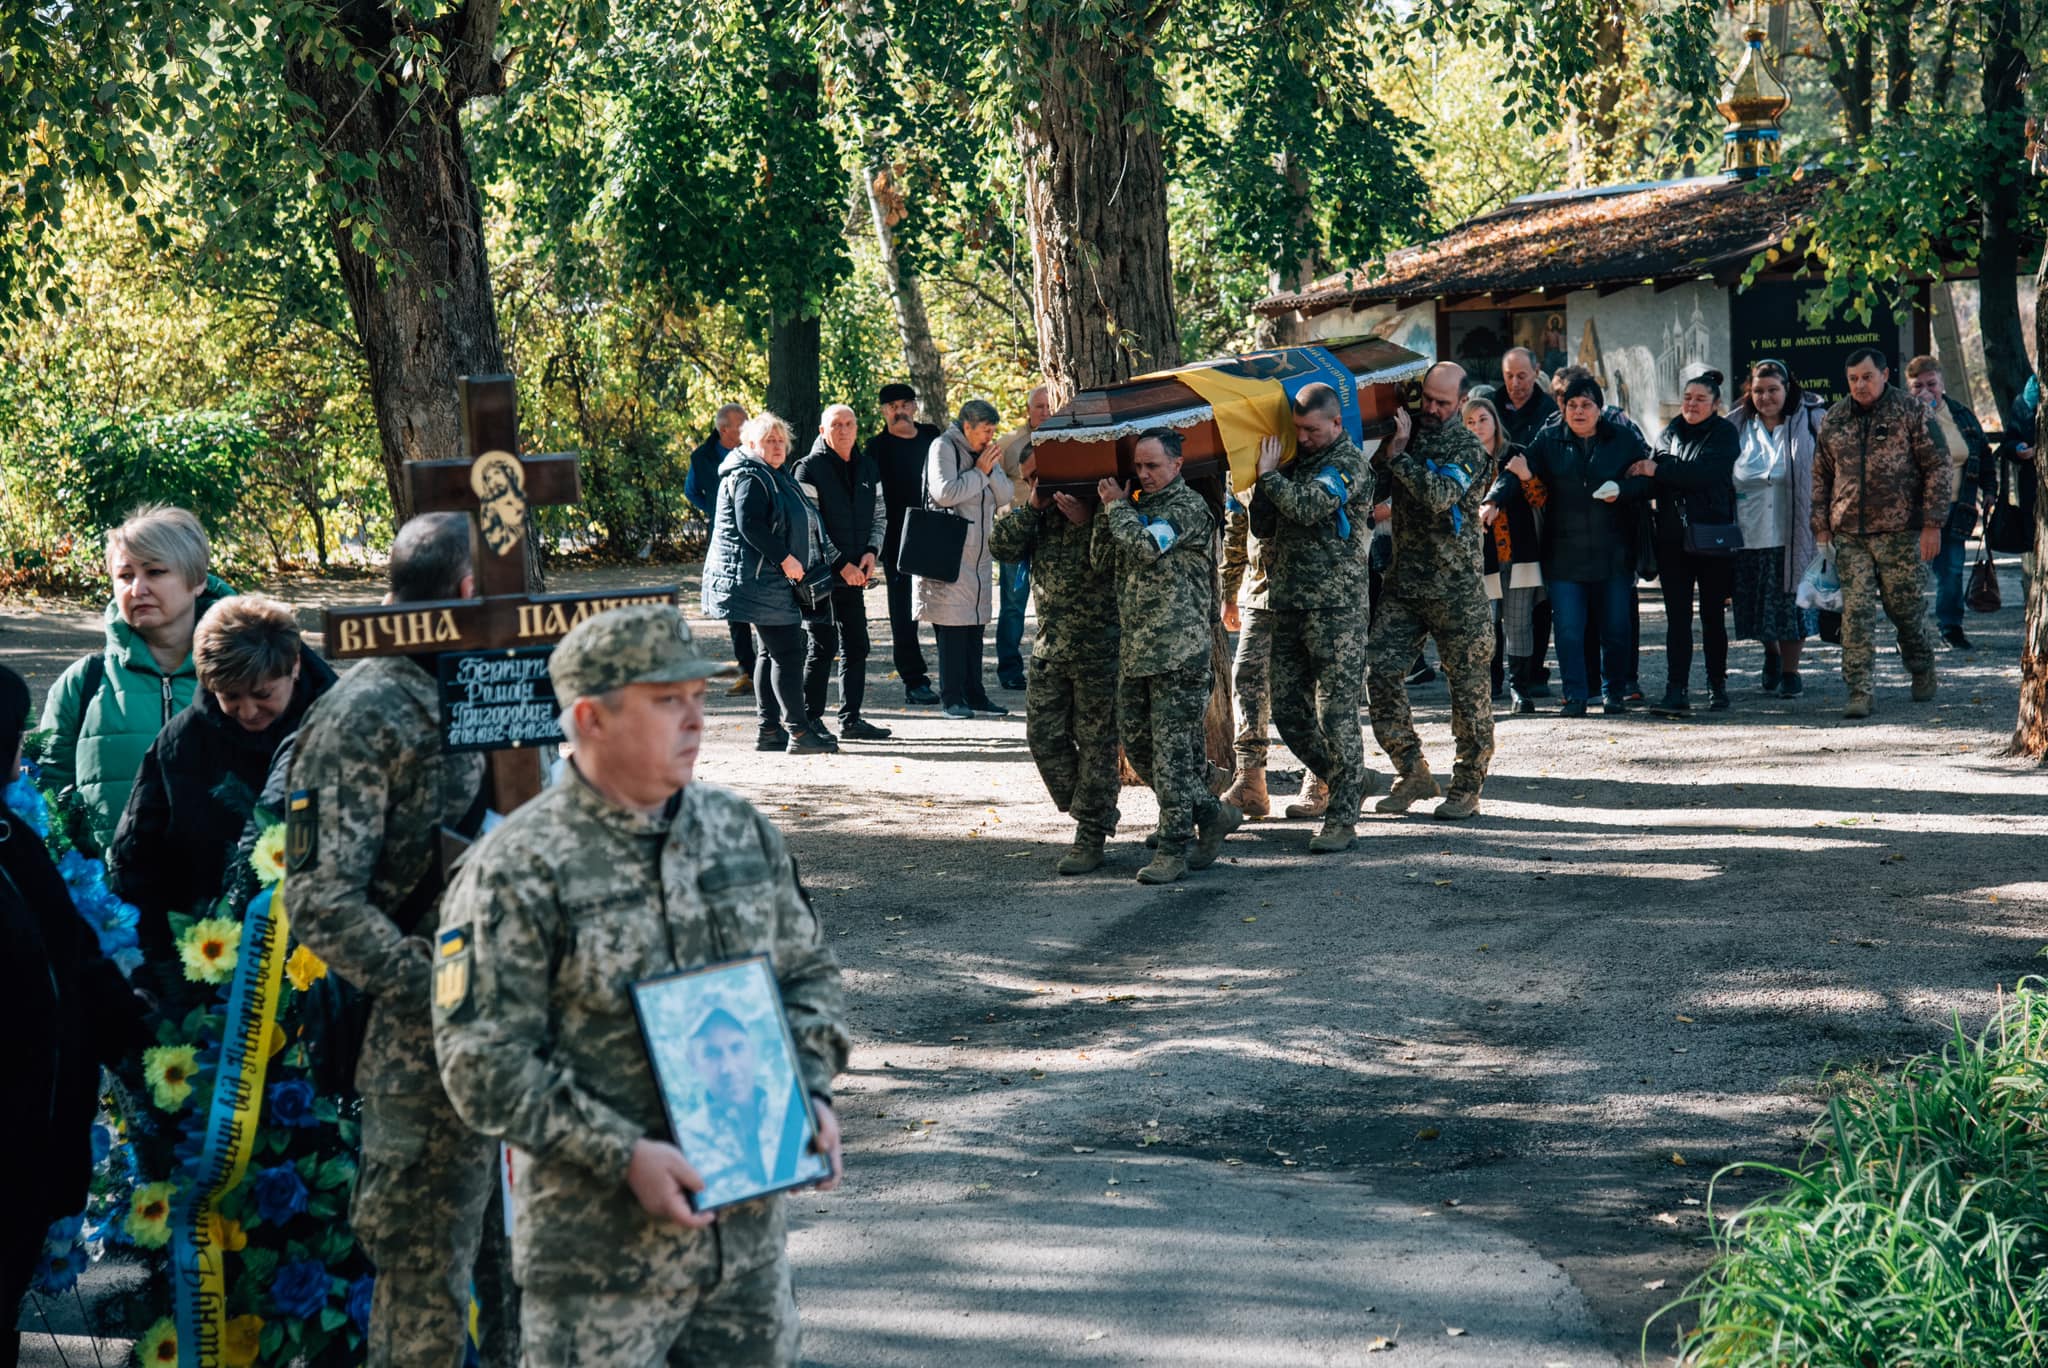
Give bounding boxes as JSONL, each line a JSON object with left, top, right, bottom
{"left": 1652, "top": 980, "right": 2048, "bottom": 1366}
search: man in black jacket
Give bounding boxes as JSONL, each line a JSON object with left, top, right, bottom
{"left": 867, "top": 382, "right": 942, "bottom": 704}
{"left": 795, "top": 404, "right": 893, "bottom": 739}
{"left": 3, "top": 665, "right": 153, "bottom": 1360}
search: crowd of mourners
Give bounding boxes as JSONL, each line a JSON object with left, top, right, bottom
{"left": 3, "top": 340, "right": 2038, "bottom": 1360}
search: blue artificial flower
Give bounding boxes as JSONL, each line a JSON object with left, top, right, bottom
{"left": 31, "top": 1245, "right": 87, "bottom": 1295}
{"left": 268, "top": 1258, "right": 330, "bottom": 1321}
{"left": 90, "top": 1124, "right": 112, "bottom": 1165}
{"left": 345, "top": 1274, "right": 374, "bottom": 1333}
{"left": 267, "top": 1079, "right": 318, "bottom": 1128}
{"left": 3, "top": 776, "right": 50, "bottom": 837}
{"left": 250, "top": 1162, "right": 310, "bottom": 1225}
{"left": 43, "top": 1215, "right": 84, "bottom": 1248}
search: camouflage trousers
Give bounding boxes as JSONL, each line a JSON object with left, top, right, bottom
{"left": 1367, "top": 587, "right": 1496, "bottom": 797}
{"left": 354, "top": 1080, "right": 496, "bottom": 1368}
{"left": 521, "top": 1255, "right": 798, "bottom": 1368}
{"left": 1834, "top": 530, "right": 1936, "bottom": 695}
{"left": 1231, "top": 606, "right": 1276, "bottom": 769}
{"left": 1270, "top": 608, "right": 1371, "bottom": 823}
{"left": 1118, "top": 652, "right": 1220, "bottom": 854}
{"left": 1025, "top": 655, "right": 1123, "bottom": 838}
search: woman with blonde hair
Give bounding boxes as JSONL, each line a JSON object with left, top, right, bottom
{"left": 36, "top": 504, "right": 235, "bottom": 851}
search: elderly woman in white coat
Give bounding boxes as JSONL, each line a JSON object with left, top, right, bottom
{"left": 915, "top": 398, "right": 1013, "bottom": 718}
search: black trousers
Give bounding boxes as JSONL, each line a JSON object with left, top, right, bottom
{"left": 753, "top": 623, "right": 809, "bottom": 732}
{"left": 935, "top": 624, "right": 990, "bottom": 708}
{"left": 804, "top": 586, "right": 872, "bottom": 722}
{"left": 1657, "top": 543, "right": 1735, "bottom": 691}
{"left": 727, "top": 622, "right": 756, "bottom": 675}
{"left": 1525, "top": 597, "right": 1552, "bottom": 684}
{"left": 883, "top": 563, "right": 929, "bottom": 688}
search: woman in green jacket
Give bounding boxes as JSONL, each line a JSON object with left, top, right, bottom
{"left": 36, "top": 505, "right": 234, "bottom": 853}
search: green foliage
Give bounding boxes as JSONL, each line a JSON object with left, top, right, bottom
{"left": 51, "top": 411, "right": 258, "bottom": 534}
{"left": 1658, "top": 982, "right": 2048, "bottom": 1365}
{"left": 600, "top": 0, "right": 851, "bottom": 326}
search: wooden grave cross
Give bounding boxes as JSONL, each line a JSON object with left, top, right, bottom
{"left": 321, "top": 372, "right": 676, "bottom": 810}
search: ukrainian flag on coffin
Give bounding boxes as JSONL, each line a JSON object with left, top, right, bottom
{"left": 1161, "top": 347, "right": 1366, "bottom": 492}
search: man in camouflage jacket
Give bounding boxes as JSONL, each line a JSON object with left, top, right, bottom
{"left": 1365, "top": 362, "right": 1495, "bottom": 820}
{"left": 1812, "top": 349, "right": 1949, "bottom": 716}
{"left": 1249, "top": 382, "right": 1379, "bottom": 852}
{"left": 434, "top": 604, "right": 848, "bottom": 1367}
{"left": 989, "top": 462, "right": 1123, "bottom": 874}
{"left": 1092, "top": 429, "right": 1240, "bottom": 884}
{"left": 283, "top": 514, "right": 493, "bottom": 1368}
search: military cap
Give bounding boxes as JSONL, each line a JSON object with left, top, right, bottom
{"left": 549, "top": 603, "right": 720, "bottom": 700}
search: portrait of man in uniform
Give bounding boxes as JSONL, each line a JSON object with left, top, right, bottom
{"left": 632, "top": 956, "right": 831, "bottom": 1211}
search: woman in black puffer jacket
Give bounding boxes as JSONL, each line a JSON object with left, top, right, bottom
{"left": 1636, "top": 371, "right": 1740, "bottom": 715}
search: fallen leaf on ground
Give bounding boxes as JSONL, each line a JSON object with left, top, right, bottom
{"left": 1446, "top": 1327, "right": 1466, "bottom": 1337}
{"left": 1367, "top": 1336, "right": 1396, "bottom": 1353}
{"left": 1242, "top": 916, "right": 1258, "bottom": 923}
{"left": 1433, "top": 879, "right": 1452, "bottom": 887}
{"left": 1416, "top": 1127, "right": 1441, "bottom": 1141}
{"left": 1654, "top": 1212, "right": 1679, "bottom": 1226}
{"left": 1671, "top": 1152, "right": 1686, "bottom": 1166}
{"left": 1674, "top": 1014, "right": 1695, "bottom": 1023}
{"left": 1643, "top": 1279, "right": 1667, "bottom": 1291}
{"left": 1072, "top": 1145, "right": 1094, "bottom": 1153}
{"left": 1083, "top": 1330, "right": 1106, "bottom": 1342}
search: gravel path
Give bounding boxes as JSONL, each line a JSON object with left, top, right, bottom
{"left": 8, "top": 556, "right": 2044, "bottom": 1365}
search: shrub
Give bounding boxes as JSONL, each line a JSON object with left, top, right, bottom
{"left": 1658, "top": 981, "right": 2048, "bottom": 1365}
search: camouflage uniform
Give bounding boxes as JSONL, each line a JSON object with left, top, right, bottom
{"left": 1812, "top": 387, "right": 1948, "bottom": 696}
{"left": 1250, "top": 436, "right": 1375, "bottom": 822}
{"left": 1221, "top": 499, "right": 1275, "bottom": 769}
{"left": 434, "top": 606, "right": 849, "bottom": 1368}
{"left": 989, "top": 502, "right": 1122, "bottom": 839}
{"left": 285, "top": 656, "right": 492, "bottom": 1368}
{"left": 1365, "top": 419, "right": 1496, "bottom": 798}
{"left": 1092, "top": 477, "right": 1219, "bottom": 856}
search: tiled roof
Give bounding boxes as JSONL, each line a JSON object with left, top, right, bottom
{"left": 1256, "top": 172, "right": 1828, "bottom": 317}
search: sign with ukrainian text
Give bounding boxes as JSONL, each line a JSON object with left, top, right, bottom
{"left": 437, "top": 648, "right": 561, "bottom": 753}
{"left": 321, "top": 586, "right": 678, "bottom": 660}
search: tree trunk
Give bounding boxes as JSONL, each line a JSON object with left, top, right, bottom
{"left": 281, "top": 2, "right": 507, "bottom": 526}
{"left": 766, "top": 313, "right": 823, "bottom": 455}
{"left": 1976, "top": 0, "right": 2030, "bottom": 420}
{"left": 2011, "top": 260, "right": 2048, "bottom": 762}
{"left": 864, "top": 166, "right": 950, "bottom": 421}
{"left": 1017, "top": 11, "right": 1181, "bottom": 407}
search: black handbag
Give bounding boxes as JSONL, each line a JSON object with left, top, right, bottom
{"left": 895, "top": 439, "right": 973, "bottom": 581}
{"left": 1967, "top": 547, "right": 2002, "bottom": 614}
{"left": 1682, "top": 521, "right": 1744, "bottom": 556}
{"left": 1986, "top": 458, "right": 2034, "bottom": 553}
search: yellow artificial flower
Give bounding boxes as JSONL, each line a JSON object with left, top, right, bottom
{"left": 179, "top": 916, "right": 242, "bottom": 985}
{"left": 267, "top": 1021, "right": 287, "bottom": 1058}
{"left": 251, "top": 824, "right": 288, "bottom": 885}
{"left": 136, "top": 1317, "right": 178, "bottom": 1367}
{"left": 207, "top": 1213, "right": 248, "bottom": 1253}
{"left": 222, "top": 1314, "right": 264, "bottom": 1368}
{"left": 284, "top": 943, "right": 327, "bottom": 993}
{"left": 126, "top": 1183, "right": 176, "bottom": 1249}
{"left": 143, "top": 1044, "right": 199, "bottom": 1112}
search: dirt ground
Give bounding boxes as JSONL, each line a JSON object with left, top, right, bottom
{"left": 8, "top": 554, "right": 2046, "bottom": 1365}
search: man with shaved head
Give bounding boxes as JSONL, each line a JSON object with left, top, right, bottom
{"left": 1365, "top": 361, "right": 1495, "bottom": 820}
{"left": 1250, "top": 381, "right": 1380, "bottom": 852}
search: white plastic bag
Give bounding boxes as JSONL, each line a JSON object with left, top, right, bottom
{"left": 1796, "top": 544, "right": 1842, "bottom": 612}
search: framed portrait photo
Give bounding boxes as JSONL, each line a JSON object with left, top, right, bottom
{"left": 630, "top": 955, "right": 831, "bottom": 1213}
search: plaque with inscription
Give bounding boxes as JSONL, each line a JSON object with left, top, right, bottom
{"left": 437, "top": 648, "right": 563, "bottom": 754}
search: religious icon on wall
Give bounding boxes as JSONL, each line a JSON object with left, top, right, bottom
{"left": 470, "top": 451, "right": 530, "bottom": 556}
{"left": 631, "top": 956, "right": 831, "bottom": 1212}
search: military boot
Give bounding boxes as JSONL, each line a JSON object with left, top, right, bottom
{"left": 1221, "top": 765, "right": 1270, "bottom": 818}
{"left": 1374, "top": 765, "right": 1441, "bottom": 814}
{"left": 1433, "top": 789, "right": 1481, "bottom": 820}
{"left": 1843, "top": 692, "right": 1873, "bottom": 719}
{"left": 1056, "top": 828, "right": 1106, "bottom": 875}
{"left": 1136, "top": 848, "right": 1188, "bottom": 884}
{"left": 1284, "top": 775, "right": 1329, "bottom": 819}
{"left": 1188, "top": 802, "right": 1243, "bottom": 870}
{"left": 1911, "top": 670, "right": 1938, "bottom": 702}
{"left": 1307, "top": 820, "right": 1356, "bottom": 853}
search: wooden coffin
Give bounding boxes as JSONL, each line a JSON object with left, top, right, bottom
{"left": 1029, "top": 337, "right": 1429, "bottom": 492}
